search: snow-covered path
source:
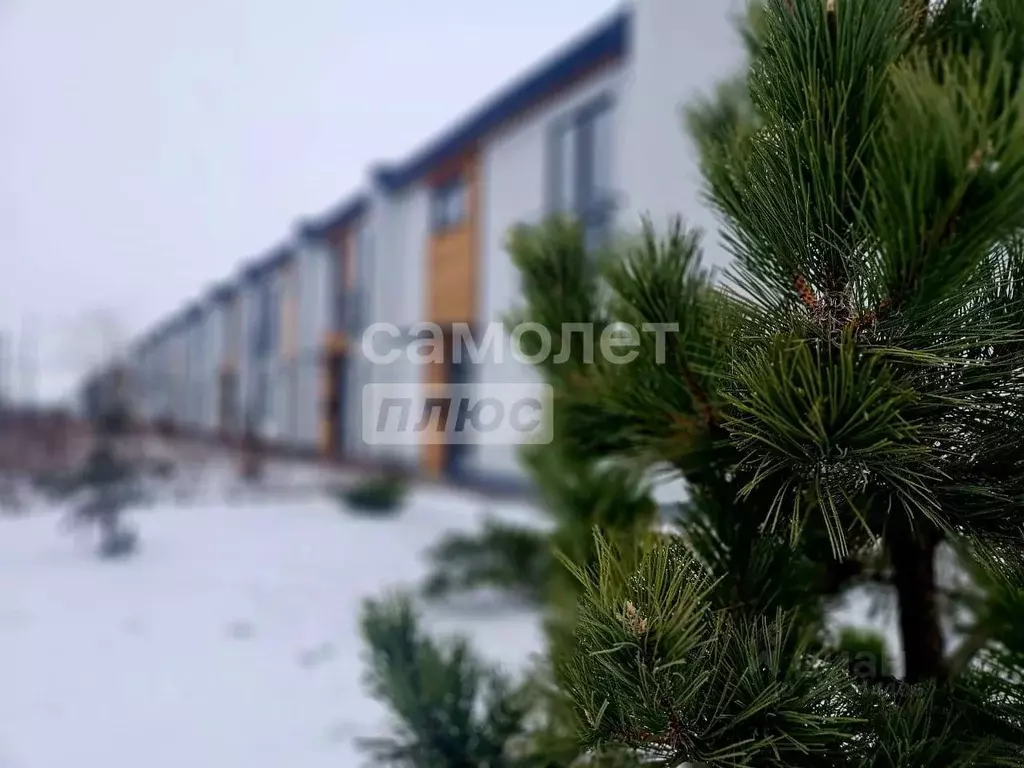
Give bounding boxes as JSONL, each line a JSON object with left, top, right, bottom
{"left": 0, "top": 491, "right": 543, "bottom": 768}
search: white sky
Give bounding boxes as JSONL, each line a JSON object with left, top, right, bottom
{"left": 0, "top": 0, "right": 620, "bottom": 401}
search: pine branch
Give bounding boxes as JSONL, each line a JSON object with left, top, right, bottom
{"left": 358, "top": 593, "right": 534, "bottom": 768}
{"left": 386, "top": 3, "right": 1024, "bottom": 765}
{"left": 421, "top": 520, "right": 550, "bottom": 605}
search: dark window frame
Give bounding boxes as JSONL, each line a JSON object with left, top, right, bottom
{"left": 546, "top": 93, "right": 616, "bottom": 250}
{"left": 430, "top": 176, "right": 468, "bottom": 233}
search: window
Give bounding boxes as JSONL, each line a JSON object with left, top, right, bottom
{"left": 547, "top": 94, "right": 616, "bottom": 248}
{"left": 222, "top": 305, "right": 235, "bottom": 359}
{"left": 352, "top": 225, "right": 372, "bottom": 330}
{"left": 431, "top": 178, "right": 467, "bottom": 232}
{"left": 318, "top": 245, "right": 337, "bottom": 334}
{"left": 585, "top": 102, "right": 613, "bottom": 205}
{"left": 252, "top": 283, "right": 274, "bottom": 357}
{"left": 551, "top": 124, "right": 576, "bottom": 213}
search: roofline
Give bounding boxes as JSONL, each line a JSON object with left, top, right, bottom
{"left": 239, "top": 241, "right": 292, "bottom": 284}
{"left": 118, "top": 8, "right": 632, "bottom": 363}
{"left": 374, "top": 8, "right": 630, "bottom": 193}
{"left": 211, "top": 281, "right": 237, "bottom": 303}
{"left": 303, "top": 7, "right": 629, "bottom": 231}
{"left": 302, "top": 194, "right": 369, "bottom": 239}
{"left": 184, "top": 300, "right": 204, "bottom": 320}
{"left": 265, "top": 244, "right": 294, "bottom": 272}
{"left": 241, "top": 258, "right": 266, "bottom": 283}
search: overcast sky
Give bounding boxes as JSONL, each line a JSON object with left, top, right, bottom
{"left": 0, "top": 0, "right": 620, "bottom": 401}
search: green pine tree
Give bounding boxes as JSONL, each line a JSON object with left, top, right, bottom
{"left": 540, "top": 0, "right": 1024, "bottom": 764}
{"left": 360, "top": 1, "right": 1024, "bottom": 765}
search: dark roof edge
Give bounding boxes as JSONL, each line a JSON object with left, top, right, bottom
{"left": 375, "top": 8, "right": 630, "bottom": 192}
{"left": 301, "top": 194, "right": 369, "bottom": 239}
{"left": 302, "top": 7, "right": 630, "bottom": 232}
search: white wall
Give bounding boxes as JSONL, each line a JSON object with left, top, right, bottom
{"left": 186, "top": 319, "right": 203, "bottom": 427}
{"left": 203, "top": 302, "right": 225, "bottom": 431}
{"left": 295, "top": 236, "right": 330, "bottom": 356}
{"left": 236, "top": 283, "right": 253, "bottom": 424}
{"left": 616, "top": 0, "right": 746, "bottom": 274}
{"left": 366, "top": 186, "right": 427, "bottom": 331}
{"left": 270, "top": 359, "right": 293, "bottom": 442}
{"left": 294, "top": 238, "right": 326, "bottom": 448}
{"left": 147, "top": 344, "right": 164, "bottom": 418}
{"left": 268, "top": 267, "right": 289, "bottom": 441}
{"left": 154, "top": 340, "right": 170, "bottom": 418}
{"left": 181, "top": 324, "right": 193, "bottom": 424}
{"left": 343, "top": 217, "right": 373, "bottom": 458}
{"left": 168, "top": 328, "right": 188, "bottom": 423}
{"left": 132, "top": 348, "right": 149, "bottom": 419}
{"left": 354, "top": 187, "right": 426, "bottom": 466}
{"left": 470, "top": 64, "right": 626, "bottom": 479}
{"left": 342, "top": 351, "right": 363, "bottom": 457}
{"left": 294, "top": 354, "right": 320, "bottom": 449}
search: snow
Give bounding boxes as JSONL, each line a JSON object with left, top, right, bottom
{"left": 0, "top": 488, "right": 544, "bottom": 768}
{"left": 0, "top": 455, "right": 904, "bottom": 767}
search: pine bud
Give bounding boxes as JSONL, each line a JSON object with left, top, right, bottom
{"left": 967, "top": 147, "right": 985, "bottom": 174}
{"left": 793, "top": 275, "right": 818, "bottom": 310}
{"left": 967, "top": 141, "right": 997, "bottom": 174}
{"left": 621, "top": 601, "right": 648, "bottom": 635}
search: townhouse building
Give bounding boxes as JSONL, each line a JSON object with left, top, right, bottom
{"left": 295, "top": 201, "right": 364, "bottom": 456}
{"left": 108, "top": 0, "right": 745, "bottom": 486}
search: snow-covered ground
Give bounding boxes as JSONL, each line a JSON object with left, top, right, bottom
{"left": 0, "top": 455, "right": 901, "bottom": 768}
{"left": 0, "top": 485, "right": 544, "bottom": 768}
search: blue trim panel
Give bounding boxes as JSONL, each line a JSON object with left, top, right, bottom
{"left": 374, "top": 10, "right": 629, "bottom": 193}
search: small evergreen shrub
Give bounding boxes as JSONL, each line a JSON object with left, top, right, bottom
{"left": 96, "top": 404, "right": 130, "bottom": 437}
{"left": 422, "top": 519, "right": 550, "bottom": 604}
{"left": 32, "top": 470, "right": 80, "bottom": 500}
{"left": 149, "top": 458, "right": 176, "bottom": 480}
{"left": 97, "top": 524, "right": 139, "bottom": 559}
{"left": 358, "top": 592, "right": 533, "bottom": 767}
{"left": 338, "top": 469, "right": 408, "bottom": 516}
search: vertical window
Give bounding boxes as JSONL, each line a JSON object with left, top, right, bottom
{"left": 222, "top": 305, "right": 232, "bottom": 361}
{"left": 330, "top": 243, "right": 343, "bottom": 333}
{"left": 316, "top": 245, "right": 329, "bottom": 333}
{"left": 354, "top": 225, "right": 372, "bottom": 330}
{"left": 547, "top": 94, "right": 615, "bottom": 249}
{"left": 263, "top": 283, "right": 275, "bottom": 353}
{"left": 588, "top": 103, "right": 613, "bottom": 206}
{"left": 431, "top": 177, "right": 467, "bottom": 232}
{"left": 551, "top": 122, "right": 576, "bottom": 214}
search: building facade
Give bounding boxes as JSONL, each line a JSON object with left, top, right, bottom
{"left": 112, "top": 0, "right": 745, "bottom": 484}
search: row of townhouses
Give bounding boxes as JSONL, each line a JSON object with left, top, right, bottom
{"left": 84, "top": 0, "right": 744, "bottom": 489}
